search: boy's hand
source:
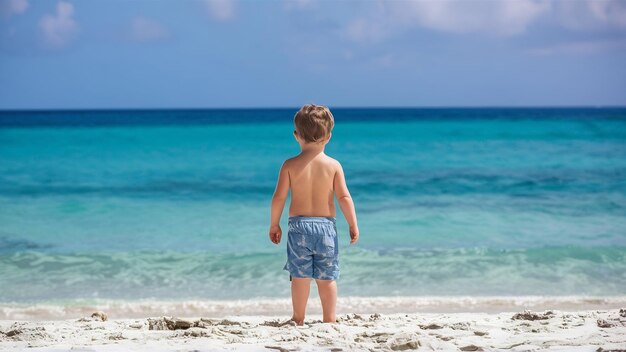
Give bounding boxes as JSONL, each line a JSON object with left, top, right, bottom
{"left": 349, "top": 226, "right": 359, "bottom": 245}
{"left": 269, "top": 225, "right": 282, "bottom": 244}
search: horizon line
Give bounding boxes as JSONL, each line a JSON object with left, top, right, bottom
{"left": 2, "top": 105, "right": 626, "bottom": 113}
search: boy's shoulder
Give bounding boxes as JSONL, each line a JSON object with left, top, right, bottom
{"left": 283, "top": 154, "right": 341, "bottom": 169}
{"left": 322, "top": 155, "right": 342, "bottom": 168}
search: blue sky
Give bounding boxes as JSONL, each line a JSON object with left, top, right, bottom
{"left": 1, "top": 0, "right": 625, "bottom": 109}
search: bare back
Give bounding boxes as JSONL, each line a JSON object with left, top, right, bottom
{"left": 286, "top": 152, "right": 337, "bottom": 217}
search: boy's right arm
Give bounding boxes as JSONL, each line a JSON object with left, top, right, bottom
{"left": 333, "top": 162, "right": 359, "bottom": 244}
{"left": 269, "top": 161, "right": 290, "bottom": 244}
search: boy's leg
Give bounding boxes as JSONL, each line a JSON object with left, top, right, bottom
{"left": 315, "top": 279, "right": 337, "bottom": 323}
{"left": 291, "top": 277, "right": 312, "bottom": 325}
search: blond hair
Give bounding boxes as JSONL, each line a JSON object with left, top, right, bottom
{"left": 293, "top": 104, "right": 334, "bottom": 143}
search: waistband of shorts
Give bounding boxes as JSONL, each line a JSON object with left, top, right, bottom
{"left": 288, "top": 216, "right": 336, "bottom": 224}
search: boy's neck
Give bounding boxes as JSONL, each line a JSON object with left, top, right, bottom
{"left": 299, "top": 142, "right": 325, "bottom": 154}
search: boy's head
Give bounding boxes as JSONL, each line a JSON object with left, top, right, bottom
{"left": 293, "top": 104, "right": 334, "bottom": 144}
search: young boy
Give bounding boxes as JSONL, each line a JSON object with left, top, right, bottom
{"left": 269, "top": 104, "right": 359, "bottom": 326}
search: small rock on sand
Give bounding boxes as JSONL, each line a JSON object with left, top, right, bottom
{"left": 419, "top": 323, "right": 443, "bottom": 330}
{"left": 260, "top": 319, "right": 297, "bottom": 328}
{"left": 4, "top": 329, "right": 21, "bottom": 337}
{"left": 460, "top": 344, "right": 484, "bottom": 351}
{"left": 183, "top": 327, "right": 208, "bottom": 337}
{"left": 91, "top": 311, "right": 108, "bottom": 322}
{"left": 264, "top": 346, "right": 290, "bottom": 352}
{"left": 147, "top": 317, "right": 194, "bottom": 330}
{"left": 128, "top": 322, "right": 144, "bottom": 329}
{"left": 449, "top": 322, "right": 471, "bottom": 330}
{"left": 389, "top": 333, "right": 420, "bottom": 351}
{"left": 390, "top": 340, "right": 419, "bottom": 351}
{"left": 217, "top": 319, "right": 241, "bottom": 326}
{"left": 107, "top": 332, "right": 125, "bottom": 340}
{"left": 597, "top": 319, "right": 617, "bottom": 328}
{"left": 169, "top": 318, "right": 193, "bottom": 329}
{"left": 370, "top": 313, "right": 382, "bottom": 321}
{"left": 341, "top": 313, "right": 363, "bottom": 321}
{"left": 3, "top": 326, "right": 49, "bottom": 341}
{"left": 512, "top": 310, "right": 554, "bottom": 321}
{"left": 147, "top": 318, "right": 168, "bottom": 330}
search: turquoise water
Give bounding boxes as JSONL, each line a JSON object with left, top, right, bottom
{"left": 0, "top": 108, "right": 625, "bottom": 302}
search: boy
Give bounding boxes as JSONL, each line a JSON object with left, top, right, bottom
{"left": 269, "top": 104, "right": 359, "bottom": 326}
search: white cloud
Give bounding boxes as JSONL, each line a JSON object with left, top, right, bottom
{"left": 341, "top": 0, "right": 626, "bottom": 44}
{"left": 0, "top": 0, "right": 28, "bottom": 18}
{"left": 342, "top": 0, "right": 551, "bottom": 43}
{"left": 204, "top": 0, "right": 236, "bottom": 21}
{"left": 130, "top": 16, "right": 170, "bottom": 43}
{"left": 39, "top": 1, "right": 77, "bottom": 48}
{"left": 396, "top": 0, "right": 550, "bottom": 36}
{"left": 554, "top": 0, "right": 626, "bottom": 31}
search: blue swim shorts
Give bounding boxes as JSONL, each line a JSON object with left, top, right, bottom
{"left": 283, "top": 216, "right": 339, "bottom": 281}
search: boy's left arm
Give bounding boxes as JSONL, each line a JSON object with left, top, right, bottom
{"left": 269, "top": 161, "right": 290, "bottom": 244}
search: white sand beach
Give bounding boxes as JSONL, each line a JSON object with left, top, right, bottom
{"left": 1, "top": 297, "right": 625, "bottom": 351}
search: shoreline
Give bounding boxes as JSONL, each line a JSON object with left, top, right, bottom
{"left": 2, "top": 295, "right": 625, "bottom": 321}
{"left": 1, "top": 309, "right": 625, "bottom": 351}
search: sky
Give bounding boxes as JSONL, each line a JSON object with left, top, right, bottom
{"left": 0, "top": 0, "right": 625, "bottom": 109}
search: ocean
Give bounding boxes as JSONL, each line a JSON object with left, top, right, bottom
{"left": 1, "top": 108, "right": 625, "bottom": 317}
